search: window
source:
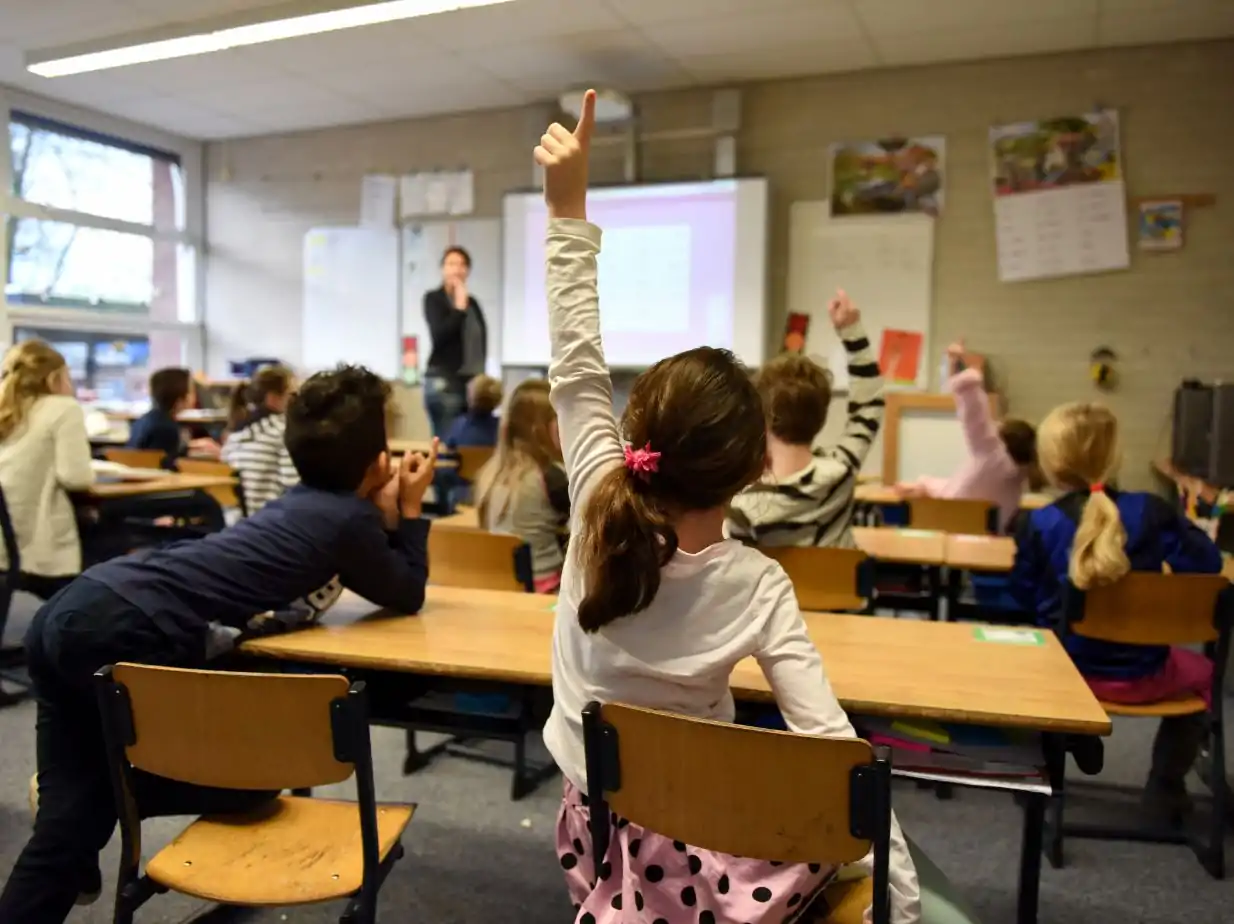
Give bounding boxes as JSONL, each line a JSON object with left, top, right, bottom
{"left": 2, "top": 101, "right": 203, "bottom": 395}
{"left": 14, "top": 326, "right": 194, "bottom": 404}
{"left": 9, "top": 114, "right": 185, "bottom": 230}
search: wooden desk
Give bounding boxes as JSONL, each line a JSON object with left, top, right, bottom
{"left": 103, "top": 409, "right": 229, "bottom": 425}
{"left": 435, "top": 507, "right": 480, "bottom": 530}
{"left": 852, "top": 526, "right": 945, "bottom": 566}
{"left": 83, "top": 473, "right": 238, "bottom": 500}
{"left": 854, "top": 484, "right": 1052, "bottom": 511}
{"left": 244, "top": 587, "right": 1108, "bottom": 736}
{"left": 390, "top": 439, "right": 435, "bottom": 455}
{"left": 244, "top": 586, "right": 1107, "bottom": 924}
{"left": 945, "top": 534, "right": 1015, "bottom": 572}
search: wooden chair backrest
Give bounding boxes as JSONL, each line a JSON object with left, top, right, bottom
{"left": 108, "top": 664, "right": 353, "bottom": 791}
{"left": 174, "top": 458, "right": 241, "bottom": 509}
{"left": 456, "top": 446, "right": 495, "bottom": 482}
{"left": 593, "top": 703, "right": 877, "bottom": 864}
{"left": 104, "top": 448, "right": 164, "bottom": 470}
{"left": 428, "top": 527, "right": 531, "bottom": 591}
{"left": 1068, "top": 572, "right": 1232, "bottom": 646}
{"left": 908, "top": 497, "right": 996, "bottom": 534}
{"left": 759, "top": 546, "right": 869, "bottom": 611}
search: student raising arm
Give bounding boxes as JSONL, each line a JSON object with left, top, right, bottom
{"left": 536, "top": 90, "right": 923, "bottom": 924}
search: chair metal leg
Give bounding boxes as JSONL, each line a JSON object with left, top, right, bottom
{"left": 1017, "top": 791, "right": 1046, "bottom": 924}
{"left": 1195, "top": 717, "right": 1226, "bottom": 878}
{"left": 1043, "top": 734, "right": 1067, "bottom": 869}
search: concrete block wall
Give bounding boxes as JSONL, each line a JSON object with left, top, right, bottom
{"left": 205, "top": 40, "right": 1234, "bottom": 487}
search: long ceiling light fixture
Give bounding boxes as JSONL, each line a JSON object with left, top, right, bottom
{"left": 27, "top": 0, "right": 515, "bottom": 78}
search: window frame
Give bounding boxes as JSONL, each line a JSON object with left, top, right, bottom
{"left": 0, "top": 87, "right": 205, "bottom": 370}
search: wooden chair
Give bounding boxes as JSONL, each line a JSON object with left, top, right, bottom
{"left": 582, "top": 702, "right": 893, "bottom": 924}
{"left": 906, "top": 497, "right": 997, "bottom": 535}
{"left": 455, "top": 445, "right": 494, "bottom": 482}
{"left": 175, "top": 458, "right": 246, "bottom": 515}
{"left": 104, "top": 448, "right": 164, "bottom": 470}
{"left": 428, "top": 527, "right": 532, "bottom": 592}
{"left": 95, "top": 664, "right": 413, "bottom": 924}
{"left": 760, "top": 546, "right": 874, "bottom": 612}
{"left": 1051, "top": 572, "right": 1234, "bottom": 877}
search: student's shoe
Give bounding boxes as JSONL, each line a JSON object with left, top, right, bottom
{"left": 1141, "top": 777, "right": 1192, "bottom": 829}
{"left": 29, "top": 774, "right": 102, "bottom": 907}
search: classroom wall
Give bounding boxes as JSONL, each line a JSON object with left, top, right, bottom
{"left": 204, "top": 40, "right": 1234, "bottom": 488}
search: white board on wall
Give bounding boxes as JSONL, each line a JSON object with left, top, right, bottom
{"left": 788, "top": 205, "right": 935, "bottom": 391}
{"left": 302, "top": 227, "right": 400, "bottom": 378}
{"left": 402, "top": 219, "right": 502, "bottom": 378}
{"left": 895, "top": 409, "right": 970, "bottom": 484}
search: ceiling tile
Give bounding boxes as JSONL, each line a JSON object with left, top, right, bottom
{"left": 1097, "top": 0, "right": 1234, "bottom": 45}
{"left": 103, "top": 94, "right": 257, "bottom": 136}
{"left": 853, "top": 0, "right": 1099, "bottom": 34}
{"left": 371, "top": 81, "right": 530, "bottom": 121}
{"left": 605, "top": 0, "right": 824, "bottom": 26}
{"left": 645, "top": 4, "right": 866, "bottom": 58}
{"left": 178, "top": 74, "right": 349, "bottom": 113}
{"left": 458, "top": 28, "right": 686, "bottom": 96}
{"left": 411, "top": 0, "right": 627, "bottom": 51}
{"left": 117, "top": 47, "right": 291, "bottom": 93}
{"left": 243, "top": 19, "right": 442, "bottom": 74}
{"left": 0, "top": 1, "right": 148, "bottom": 44}
{"left": 677, "top": 40, "right": 879, "bottom": 83}
{"left": 874, "top": 17, "right": 1098, "bottom": 68}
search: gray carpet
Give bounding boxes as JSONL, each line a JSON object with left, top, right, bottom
{"left": 3, "top": 591, "right": 1233, "bottom": 924}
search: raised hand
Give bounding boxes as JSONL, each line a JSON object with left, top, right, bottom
{"left": 827, "top": 289, "right": 860, "bottom": 330}
{"left": 399, "top": 437, "right": 440, "bottom": 519}
{"left": 534, "top": 88, "right": 596, "bottom": 220}
{"left": 451, "top": 280, "right": 469, "bottom": 311}
{"left": 369, "top": 451, "right": 400, "bottom": 529}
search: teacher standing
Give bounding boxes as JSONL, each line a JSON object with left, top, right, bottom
{"left": 423, "top": 245, "right": 487, "bottom": 438}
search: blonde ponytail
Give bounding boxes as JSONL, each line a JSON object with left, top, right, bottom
{"left": 1069, "top": 489, "right": 1130, "bottom": 589}
{"left": 0, "top": 341, "right": 69, "bottom": 441}
{"left": 1037, "top": 401, "right": 1128, "bottom": 590}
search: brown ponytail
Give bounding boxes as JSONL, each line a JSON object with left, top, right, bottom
{"left": 1036, "top": 401, "right": 1129, "bottom": 589}
{"left": 228, "top": 365, "right": 294, "bottom": 431}
{"left": 574, "top": 347, "right": 766, "bottom": 632}
{"left": 576, "top": 466, "right": 679, "bottom": 632}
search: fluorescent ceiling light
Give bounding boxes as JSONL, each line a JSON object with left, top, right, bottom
{"left": 28, "top": 0, "right": 515, "bottom": 77}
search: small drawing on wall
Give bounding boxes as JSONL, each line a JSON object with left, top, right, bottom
{"left": 828, "top": 136, "right": 945, "bottom": 218}
{"left": 1137, "top": 199, "right": 1184, "bottom": 251}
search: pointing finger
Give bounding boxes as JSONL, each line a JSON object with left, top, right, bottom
{"left": 573, "top": 88, "right": 596, "bottom": 145}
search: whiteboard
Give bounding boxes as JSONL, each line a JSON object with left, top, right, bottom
{"left": 896, "top": 410, "right": 970, "bottom": 484}
{"left": 302, "top": 227, "right": 400, "bottom": 378}
{"left": 402, "top": 219, "right": 502, "bottom": 379}
{"left": 787, "top": 205, "right": 935, "bottom": 391}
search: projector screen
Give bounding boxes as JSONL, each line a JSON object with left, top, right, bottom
{"left": 502, "top": 178, "right": 768, "bottom": 368}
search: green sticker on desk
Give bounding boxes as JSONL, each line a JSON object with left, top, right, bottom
{"left": 973, "top": 627, "right": 1044, "bottom": 645}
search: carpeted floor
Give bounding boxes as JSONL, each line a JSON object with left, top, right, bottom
{"left": 2, "top": 591, "right": 1233, "bottom": 923}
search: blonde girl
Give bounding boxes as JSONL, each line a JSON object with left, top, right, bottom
{"left": 1010, "top": 401, "right": 1222, "bottom": 823}
{"left": 0, "top": 341, "right": 94, "bottom": 595}
{"left": 475, "top": 378, "right": 568, "bottom": 593}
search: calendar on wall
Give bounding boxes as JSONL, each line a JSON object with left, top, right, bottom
{"left": 989, "top": 109, "right": 1129, "bottom": 283}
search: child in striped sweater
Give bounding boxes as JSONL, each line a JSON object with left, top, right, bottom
{"left": 727, "top": 292, "right": 885, "bottom": 549}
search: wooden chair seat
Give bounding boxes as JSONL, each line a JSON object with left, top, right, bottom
{"left": 811, "top": 875, "right": 871, "bottom": 924}
{"left": 1098, "top": 696, "right": 1207, "bottom": 718}
{"left": 145, "top": 796, "right": 413, "bottom": 905}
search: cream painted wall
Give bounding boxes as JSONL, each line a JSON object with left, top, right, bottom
{"left": 205, "top": 40, "right": 1234, "bottom": 487}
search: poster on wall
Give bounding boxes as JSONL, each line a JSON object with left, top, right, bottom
{"left": 1137, "top": 199, "right": 1184, "bottom": 251}
{"left": 989, "top": 109, "right": 1129, "bottom": 282}
{"left": 828, "top": 136, "right": 945, "bottom": 218}
{"left": 878, "top": 329, "right": 924, "bottom": 386}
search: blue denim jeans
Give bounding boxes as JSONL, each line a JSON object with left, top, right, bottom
{"left": 423, "top": 375, "right": 467, "bottom": 440}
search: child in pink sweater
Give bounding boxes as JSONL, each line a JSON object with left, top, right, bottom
{"left": 896, "top": 342, "right": 1037, "bottom": 532}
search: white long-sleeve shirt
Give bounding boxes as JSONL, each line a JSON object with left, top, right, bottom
{"left": 0, "top": 395, "right": 95, "bottom": 575}
{"left": 539, "top": 218, "right": 920, "bottom": 924}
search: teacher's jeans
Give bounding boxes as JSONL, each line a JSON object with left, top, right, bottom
{"left": 424, "top": 374, "right": 469, "bottom": 440}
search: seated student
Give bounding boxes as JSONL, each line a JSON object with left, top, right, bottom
{"left": 220, "top": 365, "right": 299, "bottom": 514}
{"left": 727, "top": 291, "right": 885, "bottom": 548}
{"left": 444, "top": 373, "right": 502, "bottom": 450}
{"left": 534, "top": 92, "right": 931, "bottom": 924}
{"left": 895, "top": 340, "right": 1037, "bottom": 532}
{"left": 0, "top": 341, "right": 95, "bottom": 600}
{"left": 0, "top": 365, "right": 437, "bottom": 923}
{"left": 475, "top": 378, "right": 568, "bottom": 593}
{"left": 1010, "top": 401, "right": 1222, "bottom": 824}
{"left": 128, "top": 367, "right": 219, "bottom": 467}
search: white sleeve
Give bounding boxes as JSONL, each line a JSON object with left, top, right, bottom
{"left": 754, "top": 572, "right": 921, "bottom": 924}
{"left": 53, "top": 402, "right": 96, "bottom": 491}
{"left": 545, "top": 218, "right": 624, "bottom": 525}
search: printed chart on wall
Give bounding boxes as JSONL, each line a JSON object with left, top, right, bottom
{"left": 989, "top": 109, "right": 1129, "bottom": 282}
{"left": 788, "top": 204, "right": 935, "bottom": 391}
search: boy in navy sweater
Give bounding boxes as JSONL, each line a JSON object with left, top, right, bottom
{"left": 0, "top": 365, "right": 437, "bottom": 924}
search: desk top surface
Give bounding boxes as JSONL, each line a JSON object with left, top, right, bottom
{"left": 244, "top": 587, "right": 1111, "bottom": 735}
{"left": 84, "top": 473, "right": 238, "bottom": 499}
{"left": 854, "top": 485, "right": 1052, "bottom": 510}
